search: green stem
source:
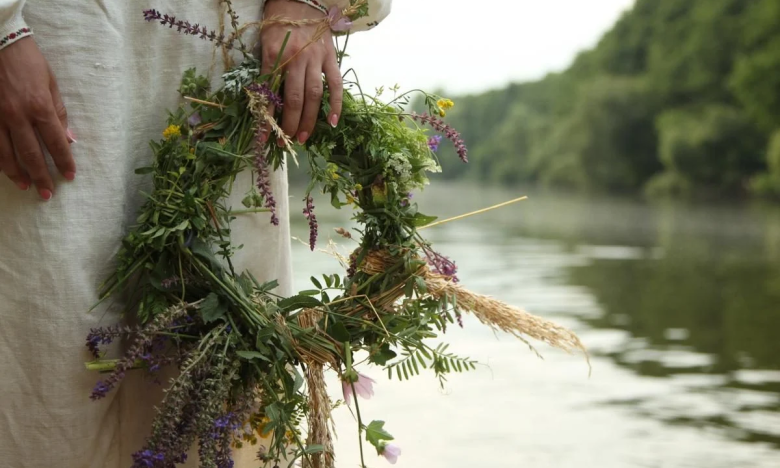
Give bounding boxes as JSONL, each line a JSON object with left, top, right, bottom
{"left": 351, "top": 381, "right": 367, "bottom": 468}
{"left": 228, "top": 208, "right": 272, "bottom": 215}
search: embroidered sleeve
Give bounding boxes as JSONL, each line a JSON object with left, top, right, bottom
{"left": 293, "top": 0, "right": 392, "bottom": 32}
{"left": 0, "top": 0, "right": 31, "bottom": 51}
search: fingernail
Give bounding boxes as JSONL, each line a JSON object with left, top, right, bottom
{"left": 259, "top": 130, "right": 268, "bottom": 144}
{"left": 64, "top": 171, "right": 76, "bottom": 181}
{"left": 330, "top": 114, "right": 339, "bottom": 127}
{"left": 66, "top": 128, "right": 77, "bottom": 144}
{"left": 277, "top": 138, "right": 285, "bottom": 147}
{"left": 16, "top": 181, "right": 29, "bottom": 191}
{"left": 297, "top": 132, "right": 309, "bottom": 144}
{"left": 39, "top": 189, "right": 53, "bottom": 201}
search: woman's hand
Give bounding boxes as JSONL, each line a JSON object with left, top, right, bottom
{"left": 261, "top": 0, "right": 343, "bottom": 145}
{"left": 0, "top": 37, "right": 75, "bottom": 200}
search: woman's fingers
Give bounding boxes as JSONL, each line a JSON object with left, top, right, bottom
{"left": 10, "top": 124, "right": 54, "bottom": 200}
{"left": 50, "top": 68, "right": 76, "bottom": 144}
{"left": 0, "top": 128, "right": 29, "bottom": 190}
{"left": 297, "top": 62, "right": 324, "bottom": 144}
{"left": 323, "top": 53, "right": 343, "bottom": 128}
{"left": 281, "top": 63, "right": 306, "bottom": 143}
{"left": 36, "top": 103, "right": 76, "bottom": 181}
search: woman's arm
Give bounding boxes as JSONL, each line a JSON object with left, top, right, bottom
{"left": 0, "top": 0, "right": 75, "bottom": 199}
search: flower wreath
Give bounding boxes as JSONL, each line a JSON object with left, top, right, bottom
{"left": 85, "top": 2, "right": 588, "bottom": 467}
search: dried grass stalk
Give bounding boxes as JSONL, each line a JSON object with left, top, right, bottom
{"left": 299, "top": 310, "right": 335, "bottom": 468}
{"left": 425, "top": 274, "right": 589, "bottom": 365}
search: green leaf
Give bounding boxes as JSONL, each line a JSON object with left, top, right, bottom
{"left": 365, "top": 420, "right": 394, "bottom": 449}
{"left": 134, "top": 166, "right": 155, "bottom": 175}
{"left": 172, "top": 219, "right": 190, "bottom": 231}
{"left": 200, "top": 293, "right": 226, "bottom": 323}
{"left": 277, "top": 295, "right": 323, "bottom": 313}
{"left": 236, "top": 351, "right": 270, "bottom": 362}
{"left": 224, "top": 102, "right": 240, "bottom": 117}
{"left": 190, "top": 237, "right": 223, "bottom": 271}
{"left": 329, "top": 321, "right": 350, "bottom": 342}
{"left": 310, "top": 276, "right": 323, "bottom": 289}
{"left": 293, "top": 368, "right": 304, "bottom": 392}
{"left": 369, "top": 343, "right": 396, "bottom": 366}
{"left": 237, "top": 273, "right": 255, "bottom": 296}
{"left": 407, "top": 212, "right": 438, "bottom": 227}
{"left": 299, "top": 289, "right": 321, "bottom": 296}
{"left": 257, "top": 279, "right": 279, "bottom": 293}
{"left": 415, "top": 276, "right": 428, "bottom": 294}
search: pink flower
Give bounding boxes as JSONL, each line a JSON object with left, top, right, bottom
{"left": 328, "top": 6, "right": 353, "bottom": 32}
{"left": 341, "top": 372, "right": 375, "bottom": 405}
{"left": 381, "top": 443, "right": 402, "bottom": 464}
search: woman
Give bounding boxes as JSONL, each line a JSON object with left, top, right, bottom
{"left": 0, "top": 0, "right": 391, "bottom": 466}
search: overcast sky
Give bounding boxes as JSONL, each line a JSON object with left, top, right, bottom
{"left": 342, "top": 0, "right": 636, "bottom": 95}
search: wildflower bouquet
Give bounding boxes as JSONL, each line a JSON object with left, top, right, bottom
{"left": 86, "top": 3, "right": 587, "bottom": 467}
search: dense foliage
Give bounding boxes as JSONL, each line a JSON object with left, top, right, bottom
{"left": 434, "top": 0, "right": 780, "bottom": 198}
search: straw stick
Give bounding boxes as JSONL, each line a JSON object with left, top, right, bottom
{"left": 419, "top": 196, "right": 528, "bottom": 230}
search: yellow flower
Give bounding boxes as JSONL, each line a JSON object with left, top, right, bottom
{"left": 439, "top": 110, "right": 446, "bottom": 117}
{"left": 163, "top": 124, "right": 181, "bottom": 140}
{"left": 326, "top": 163, "right": 341, "bottom": 180}
{"left": 437, "top": 98, "right": 454, "bottom": 111}
{"left": 355, "top": 183, "right": 363, "bottom": 191}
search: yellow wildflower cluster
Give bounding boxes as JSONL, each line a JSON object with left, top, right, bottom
{"left": 327, "top": 163, "right": 340, "bottom": 180}
{"left": 232, "top": 414, "right": 271, "bottom": 449}
{"left": 162, "top": 124, "right": 181, "bottom": 140}
{"left": 436, "top": 98, "right": 455, "bottom": 117}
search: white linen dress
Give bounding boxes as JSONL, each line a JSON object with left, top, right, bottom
{"left": 0, "top": 1, "right": 390, "bottom": 467}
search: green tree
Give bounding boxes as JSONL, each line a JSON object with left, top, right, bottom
{"left": 650, "top": 105, "right": 763, "bottom": 194}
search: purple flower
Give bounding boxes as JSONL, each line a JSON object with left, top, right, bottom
{"left": 411, "top": 112, "right": 468, "bottom": 163}
{"left": 328, "top": 6, "right": 353, "bottom": 32}
{"left": 91, "top": 381, "right": 112, "bottom": 400}
{"left": 253, "top": 143, "right": 279, "bottom": 226}
{"left": 303, "top": 196, "right": 318, "bottom": 251}
{"left": 141, "top": 10, "right": 246, "bottom": 53}
{"left": 400, "top": 192, "right": 413, "bottom": 208}
{"left": 85, "top": 325, "right": 125, "bottom": 358}
{"left": 161, "top": 275, "right": 180, "bottom": 289}
{"left": 187, "top": 112, "right": 202, "bottom": 127}
{"left": 380, "top": 443, "right": 402, "bottom": 464}
{"left": 247, "top": 83, "right": 282, "bottom": 108}
{"left": 132, "top": 449, "right": 165, "bottom": 468}
{"left": 341, "top": 372, "right": 375, "bottom": 405}
{"left": 427, "top": 135, "right": 442, "bottom": 152}
{"left": 425, "top": 249, "right": 459, "bottom": 282}
{"left": 214, "top": 413, "right": 238, "bottom": 430}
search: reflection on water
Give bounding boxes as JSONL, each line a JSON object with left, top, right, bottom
{"left": 288, "top": 182, "right": 780, "bottom": 467}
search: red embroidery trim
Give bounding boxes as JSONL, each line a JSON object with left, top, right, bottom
{"left": 0, "top": 27, "right": 32, "bottom": 48}
{"left": 291, "top": 0, "right": 329, "bottom": 14}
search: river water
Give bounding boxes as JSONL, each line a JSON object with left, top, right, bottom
{"left": 287, "top": 182, "right": 780, "bottom": 468}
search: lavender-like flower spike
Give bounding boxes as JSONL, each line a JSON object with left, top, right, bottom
{"left": 412, "top": 112, "right": 469, "bottom": 163}
{"left": 131, "top": 449, "right": 165, "bottom": 468}
{"left": 246, "top": 83, "right": 282, "bottom": 109}
{"left": 141, "top": 9, "right": 246, "bottom": 53}
{"left": 425, "top": 249, "right": 460, "bottom": 282}
{"left": 90, "top": 306, "right": 186, "bottom": 400}
{"left": 303, "top": 196, "right": 318, "bottom": 251}
{"left": 427, "top": 135, "right": 442, "bottom": 152}
{"left": 253, "top": 134, "right": 279, "bottom": 226}
{"left": 85, "top": 324, "right": 128, "bottom": 358}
